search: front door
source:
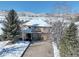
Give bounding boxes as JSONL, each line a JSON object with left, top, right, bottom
{"left": 26, "top": 33, "right": 31, "bottom": 41}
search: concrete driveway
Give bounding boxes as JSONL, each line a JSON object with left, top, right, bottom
{"left": 23, "top": 40, "right": 53, "bottom": 57}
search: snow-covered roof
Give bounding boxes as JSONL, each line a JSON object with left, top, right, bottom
{"left": 75, "top": 22, "right": 79, "bottom": 30}
{"left": 75, "top": 22, "right": 79, "bottom": 25}
{"left": 23, "top": 18, "right": 51, "bottom": 27}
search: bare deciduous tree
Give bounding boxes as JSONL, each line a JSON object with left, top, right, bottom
{"left": 46, "top": 2, "right": 71, "bottom": 46}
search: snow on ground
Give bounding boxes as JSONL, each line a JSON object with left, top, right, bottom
{"left": 0, "top": 41, "right": 9, "bottom": 47}
{"left": 0, "top": 23, "right": 3, "bottom": 35}
{"left": 52, "top": 42, "right": 60, "bottom": 57}
{"left": 0, "top": 41, "right": 30, "bottom": 57}
{"left": 0, "top": 41, "right": 10, "bottom": 54}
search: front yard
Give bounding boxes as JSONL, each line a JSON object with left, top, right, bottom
{"left": 0, "top": 41, "right": 30, "bottom": 57}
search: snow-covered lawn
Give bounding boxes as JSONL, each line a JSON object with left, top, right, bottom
{"left": 0, "top": 41, "right": 30, "bottom": 57}
{"left": 0, "top": 41, "right": 10, "bottom": 47}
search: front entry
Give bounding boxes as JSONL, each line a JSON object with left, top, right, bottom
{"left": 26, "top": 33, "right": 31, "bottom": 41}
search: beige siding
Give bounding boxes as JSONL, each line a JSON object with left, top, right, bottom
{"left": 21, "top": 26, "right": 50, "bottom": 41}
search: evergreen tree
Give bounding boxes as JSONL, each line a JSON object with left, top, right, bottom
{"left": 2, "top": 9, "right": 21, "bottom": 43}
{"left": 59, "top": 22, "right": 79, "bottom": 57}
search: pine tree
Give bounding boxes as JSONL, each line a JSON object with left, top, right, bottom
{"left": 2, "top": 9, "right": 21, "bottom": 43}
{"left": 59, "top": 22, "right": 79, "bottom": 57}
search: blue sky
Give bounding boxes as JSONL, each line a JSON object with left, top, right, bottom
{"left": 0, "top": 1, "right": 79, "bottom": 14}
